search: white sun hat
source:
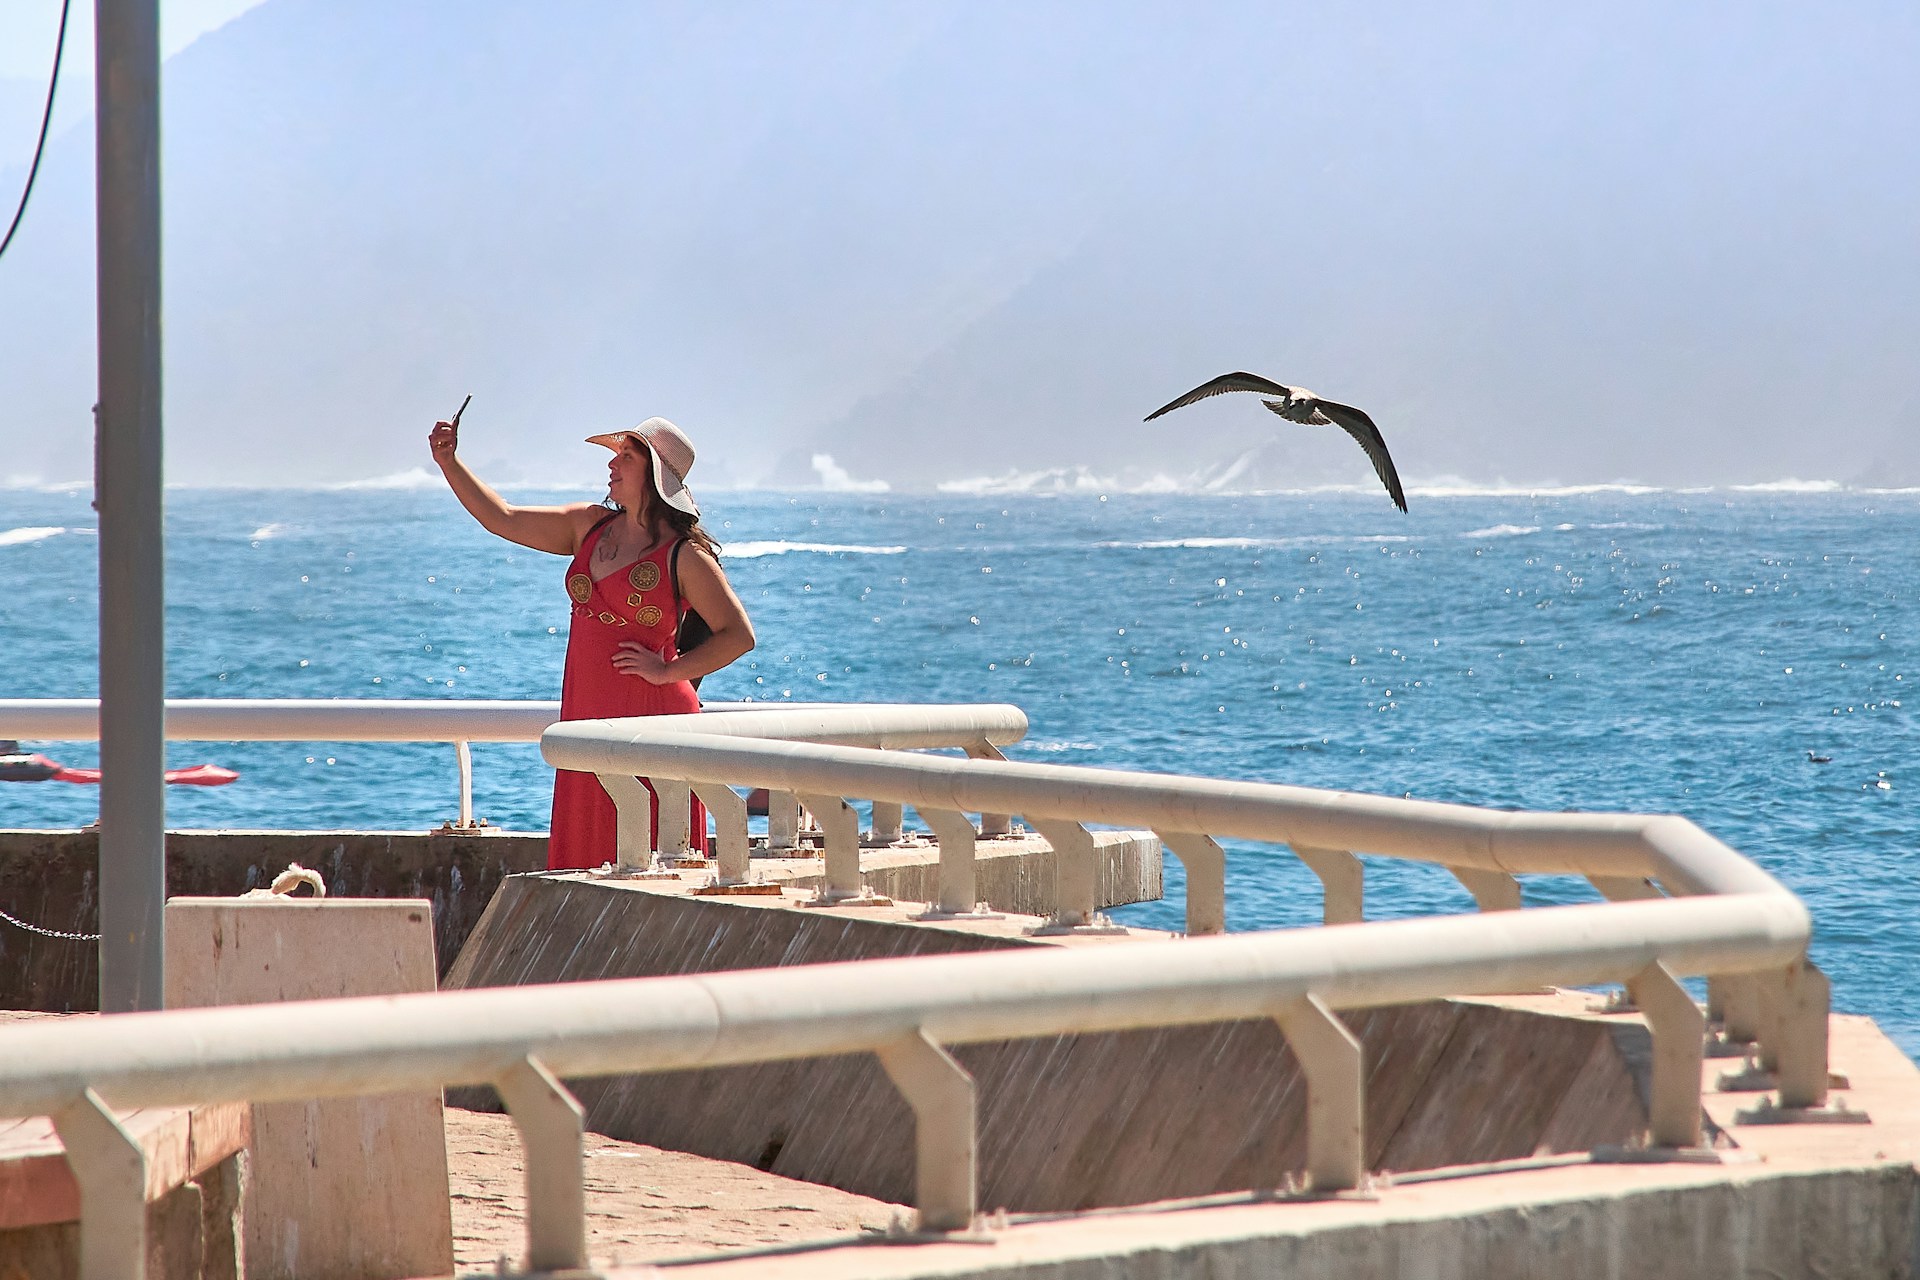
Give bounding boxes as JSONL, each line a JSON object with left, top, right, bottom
{"left": 584, "top": 417, "right": 699, "bottom": 516}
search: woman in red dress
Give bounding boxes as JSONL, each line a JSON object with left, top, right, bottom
{"left": 430, "top": 414, "right": 755, "bottom": 869}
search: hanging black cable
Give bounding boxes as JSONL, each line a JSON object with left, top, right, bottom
{"left": 0, "top": 0, "right": 74, "bottom": 264}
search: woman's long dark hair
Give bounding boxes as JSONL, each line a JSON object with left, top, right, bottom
{"left": 606, "top": 455, "right": 720, "bottom": 559}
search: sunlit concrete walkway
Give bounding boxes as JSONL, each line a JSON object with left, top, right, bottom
{"left": 443, "top": 1006, "right": 1918, "bottom": 1279}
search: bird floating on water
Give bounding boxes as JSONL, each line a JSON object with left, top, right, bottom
{"left": 1145, "top": 372, "right": 1407, "bottom": 511}
{"left": 1807, "top": 751, "right": 1833, "bottom": 764}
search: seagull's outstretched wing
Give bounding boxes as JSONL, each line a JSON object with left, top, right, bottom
{"left": 1144, "top": 371, "right": 1294, "bottom": 421}
{"left": 1290, "top": 398, "right": 1407, "bottom": 512}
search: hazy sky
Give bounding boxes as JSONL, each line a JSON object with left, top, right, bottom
{"left": 1, "top": 2, "right": 1916, "bottom": 493}
{"left": 0, "top": 0, "right": 267, "bottom": 77}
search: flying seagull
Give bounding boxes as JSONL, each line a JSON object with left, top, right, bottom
{"left": 1145, "top": 372, "right": 1408, "bottom": 511}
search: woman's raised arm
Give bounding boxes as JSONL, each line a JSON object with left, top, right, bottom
{"left": 430, "top": 418, "right": 595, "bottom": 555}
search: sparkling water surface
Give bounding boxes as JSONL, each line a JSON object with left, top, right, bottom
{"left": 1, "top": 486, "right": 1914, "bottom": 1052}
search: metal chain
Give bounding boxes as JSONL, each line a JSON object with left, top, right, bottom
{"left": 0, "top": 904, "right": 100, "bottom": 942}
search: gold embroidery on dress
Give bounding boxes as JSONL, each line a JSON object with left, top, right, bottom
{"left": 629, "top": 561, "right": 661, "bottom": 592}
{"left": 567, "top": 573, "right": 593, "bottom": 604}
{"left": 635, "top": 605, "right": 664, "bottom": 627}
{"left": 597, "top": 611, "right": 626, "bottom": 626}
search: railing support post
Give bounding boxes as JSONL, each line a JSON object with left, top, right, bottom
{"left": 868, "top": 800, "right": 904, "bottom": 845}
{"left": 693, "top": 782, "right": 751, "bottom": 882}
{"left": 454, "top": 739, "right": 474, "bottom": 827}
{"left": 54, "top": 1088, "right": 148, "bottom": 1280}
{"left": 1718, "top": 973, "right": 1763, "bottom": 1044}
{"left": 1625, "top": 961, "right": 1705, "bottom": 1148}
{"left": 1028, "top": 817, "right": 1098, "bottom": 928}
{"left": 798, "top": 793, "right": 862, "bottom": 900}
{"left": 1292, "top": 846, "right": 1363, "bottom": 925}
{"left": 1156, "top": 831, "right": 1226, "bottom": 935}
{"left": 653, "top": 778, "right": 694, "bottom": 858}
{"left": 1588, "top": 875, "right": 1662, "bottom": 902}
{"left": 1449, "top": 866, "right": 1522, "bottom": 913}
{"left": 914, "top": 807, "right": 978, "bottom": 915}
{"left": 595, "top": 773, "right": 655, "bottom": 870}
{"left": 874, "top": 1030, "right": 976, "bottom": 1232}
{"left": 495, "top": 1055, "right": 587, "bottom": 1274}
{"left": 766, "top": 790, "right": 802, "bottom": 850}
{"left": 1772, "top": 960, "right": 1831, "bottom": 1109}
{"left": 1272, "top": 994, "right": 1363, "bottom": 1192}
{"left": 965, "top": 742, "right": 1012, "bottom": 836}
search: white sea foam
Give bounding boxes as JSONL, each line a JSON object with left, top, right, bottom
{"left": 0, "top": 477, "right": 89, "bottom": 493}
{"left": 940, "top": 466, "right": 1117, "bottom": 495}
{"left": 0, "top": 526, "right": 66, "bottom": 547}
{"left": 1411, "top": 480, "right": 1664, "bottom": 499}
{"left": 248, "top": 523, "right": 289, "bottom": 541}
{"left": 1729, "top": 479, "right": 1844, "bottom": 494}
{"left": 1098, "top": 532, "right": 1413, "bottom": 551}
{"left": 1113, "top": 537, "right": 1268, "bottom": 550}
{"left": 325, "top": 467, "right": 444, "bottom": 491}
{"left": 725, "top": 541, "right": 907, "bottom": 558}
{"left": 811, "top": 454, "right": 890, "bottom": 494}
{"left": 1461, "top": 524, "right": 1541, "bottom": 539}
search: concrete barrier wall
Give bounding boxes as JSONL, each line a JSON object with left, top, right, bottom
{"left": 446, "top": 876, "right": 1652, "bottom": 1212}
{"left": 0, "top": 829, "right": 542, "bottom": 1012}
{"left": 679, "top": 1164, "right": 1918, "bottom": 1280}
{"left": 0, "top": 828, "right": 1159, "bottom": 1013}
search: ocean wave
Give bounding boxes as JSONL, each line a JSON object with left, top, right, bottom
{"left": 1099, "top": 533, "right": 1413, "bottom": 551}
{"left": 248, "top": 523, "right": 290, "bottom": 541}
{"left": 0, "top": 478, "right": 89, "bottom": 494}
{"left": 811, "top": 454, "right": 890, "bottom": 494}
{"left": 1729, "top": 479, "right": 1843, "bottom": 494}
{"left": 325, "top": 468, "right": 445, "bottom": 491}
{"left": 1461, "top": 524, "right": 1541, "bottom": 539}
{"left": 725, "top": 541, "right": 907, "bottom": 558}
{"left": 0, "top": 526, "right": 67, "bottom": 547}
{"left": 940, "top": 466, "right": 1120, "bottom": 495}
{"left": 1410, "top": 480, "right": 1664, "bottom": 498}
{"left": 1106, "top": 537, "right": 1268, "bottom": 550}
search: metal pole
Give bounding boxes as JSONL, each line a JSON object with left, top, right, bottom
{"left": 94, "top": 0, "right": 166, "bottom": 1013}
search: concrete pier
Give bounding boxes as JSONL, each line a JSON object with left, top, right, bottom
{"left": 436, "top": 1010, "right": 1920, "bottom": 1280}
{"left": 446, "top": 875, "right": 1653, "bottom": 1212}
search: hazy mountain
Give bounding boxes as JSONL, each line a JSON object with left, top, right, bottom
{"left": 1, "top": 2, "right": 1916, "bottom": 492}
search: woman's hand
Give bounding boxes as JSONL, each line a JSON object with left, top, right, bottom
{"left": 613, "top": 640, "right": 674, "bottom": 684}
{"left": 428, "top": 418, "right": 459, "bottom": 467}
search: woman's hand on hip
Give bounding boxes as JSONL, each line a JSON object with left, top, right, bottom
{"left": 613, "top": 641, "right": 674, "bottom": 684}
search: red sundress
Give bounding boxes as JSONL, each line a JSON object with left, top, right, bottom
{"left": 547, "top": 523, "right": 706, "bottom": 870}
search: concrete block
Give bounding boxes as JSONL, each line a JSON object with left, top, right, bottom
{"left": 0, "top": 1175, "right": 233, "bottom": 1280}
{"left": 165, "top": 898, "right": 453, "bottom": 1280}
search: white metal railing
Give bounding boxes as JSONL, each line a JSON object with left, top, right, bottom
{"left": 0, "top": 700, "right": 1834, "bottom": 1278}
{"left": 543, "top": 713, "right": 1831, "bottom": 1109}
{"left": 0, "top": 698, "right": 1018, "bottom": 830}
{"left": 0, "top": 891, "right": 1811, "bottom": 1277}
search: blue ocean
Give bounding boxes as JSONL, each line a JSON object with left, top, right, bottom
{"left": 2, "top": 484, "right": 1914, "bottom": 1053}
